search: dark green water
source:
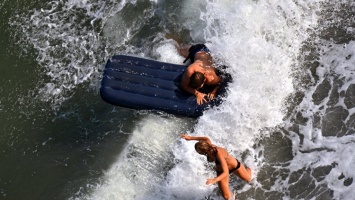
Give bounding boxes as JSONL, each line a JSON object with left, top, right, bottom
{"left": 0, "top": 1, "right": 136, "bottom": 199}
{"left": 2, "top": 0, "right": 355, "bottom": 200}
{"left": 0, "top": 2, "right": 193, "bottom": 199}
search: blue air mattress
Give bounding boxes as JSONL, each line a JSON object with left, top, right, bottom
{"left": 100, "top": 55, "right": 228, "bottom": 117}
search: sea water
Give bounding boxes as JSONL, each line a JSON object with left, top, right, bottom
{"left": 1, "top": 0, "right": 355, "bottom": 199}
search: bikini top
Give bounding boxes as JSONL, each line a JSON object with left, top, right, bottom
{"left": 213, "top": 148, "right": 233, "bottom": 166}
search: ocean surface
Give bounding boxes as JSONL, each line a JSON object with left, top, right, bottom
{"left": 1, "top": 0, "right": 355, "bottom": 199}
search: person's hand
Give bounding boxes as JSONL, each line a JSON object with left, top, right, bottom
{"left": 206, "top": 178, "right": 216, "bottom": 185}
{"left": 181, "top": 134, "right": 191, "bottom": 140}
{"left": 207, "top": 92, "right": 216, "bottom": 100}
{"left": 195, "top": 91, "right": 207, "bottom": 105}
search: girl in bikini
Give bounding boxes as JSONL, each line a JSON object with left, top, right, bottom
{"left": 178, "top": 44, "right": 222, "bottom": 105}
{"left": 181, "top": 134, "right": 252, "bottom": 200}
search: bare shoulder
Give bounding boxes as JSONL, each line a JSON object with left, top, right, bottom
{"left": 185, "top": 64, "right": 198, "bottom": 76}
{"left": 216, "top": 146, "right": 228, "bottom": 156}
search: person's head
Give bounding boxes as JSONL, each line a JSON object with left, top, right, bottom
{"left": 194, "top": 141, "right": 213, "bottom": 155}
{"left": 195, "top": 141, "right": 216, "bottom": 162}
{"left": 189, "top": 72, "right": 205, "bottom": 89}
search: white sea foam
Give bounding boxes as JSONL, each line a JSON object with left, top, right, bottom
{"left": 13, "top": 0, "right": 355, "bottom": 199}
{"left": 87, "top": 0, "right": 327, "bottom": 199}
{"left": 9, "top": 0, "right": 135, "bottom": 108}
{"left": 153, "top": 0, "right": 317, "bottom": 198}
{"left": 282, "top": 41, "right": 355, "bottom": 199}
{"left": 81, "top": 115, "right": 195, "bottom": 200}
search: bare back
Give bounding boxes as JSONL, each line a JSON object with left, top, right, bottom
{"left": 181, "top": 51, "right": 220, "bottom": 89}
{"left": 214, "top": 146, "right": 239, "bottom": 171}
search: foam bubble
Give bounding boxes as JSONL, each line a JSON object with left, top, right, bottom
{"left": 9, "top": 0, "right": 131, "bottom": 109}
{"left": 83, "top": 115, "right": 193, "bottom": 200}
{"left": 86, "top": 0, "right": 326, "bottom": 199}
{"left": 13, "top": 0, "right": 352, "bottom": 198}
{"left": 283, "top": 40, "right": 355, "bottom": 199}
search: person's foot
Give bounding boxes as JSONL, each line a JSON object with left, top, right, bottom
{"left": 164, "top": 33, "right": 189, "bottom": 57}
{"left": 178, "top": 43, "right": 190, "bottom": 57}
{"left": 164, "top": 33, "right": 173, "bottom": 40}
{"left": 246, "top": 167, "right": 252, "bottom": 183}
{"left": 227, "top": 191, "right": 236, "bottom": 200}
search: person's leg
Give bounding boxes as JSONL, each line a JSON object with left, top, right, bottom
{"left": 178, "top": 44, "right": 191, "bottom": 58}
{"left": 218, "top": 176, "right": 233, "bottom": 200}
{"left": 164, "top": 34, "right": 191, "bottom": 58}
{"left": 233, "top": 163, "right": 252, "bottom": 183}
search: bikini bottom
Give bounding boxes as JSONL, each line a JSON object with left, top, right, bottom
{"left": 216, "top": 160, "right": 241, "bottom": 175}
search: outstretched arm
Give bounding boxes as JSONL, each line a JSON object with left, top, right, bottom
{"left": 207, "top": 74, "right": 222, "bottom": 100}
{"left": 180, "top": 69, "right": 196, "bottom": 95}
{"left": 180, "top": 134, "right": 212, "bottom": 144}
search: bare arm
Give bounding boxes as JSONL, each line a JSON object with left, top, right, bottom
{"left": 180, "top": 68, "right": 196, "bottom": 95}
{"left": 180, "top": 134, "right": 212, "bottom": 144}
{"left": 206, "top": 148, "right": 229, "bottom": 185}
{"left": 181, "top": 134, "right": 228, "bottom": 184}
{"left": 180, "top": 67, "right": 207, "bottom": 105}
{"left": 207, "top": 84, "right": 221, "bottom": 100}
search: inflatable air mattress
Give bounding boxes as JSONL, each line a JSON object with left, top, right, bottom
{"left": 100, "top": 55, "right": 228, "bottom": 117}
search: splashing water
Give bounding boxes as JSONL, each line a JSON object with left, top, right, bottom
{"left": 9, "top": 0, "right": 355, "bottom": 199}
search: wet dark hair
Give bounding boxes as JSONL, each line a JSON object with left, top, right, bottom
{"left": 195, "top": 141, "right": 217, "bottom": 163}
{"left": 195, "top": 141, "right": 212, "bottom": 155}
{"left": 189, "top": 72, "right": 205, "bottom": 89}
